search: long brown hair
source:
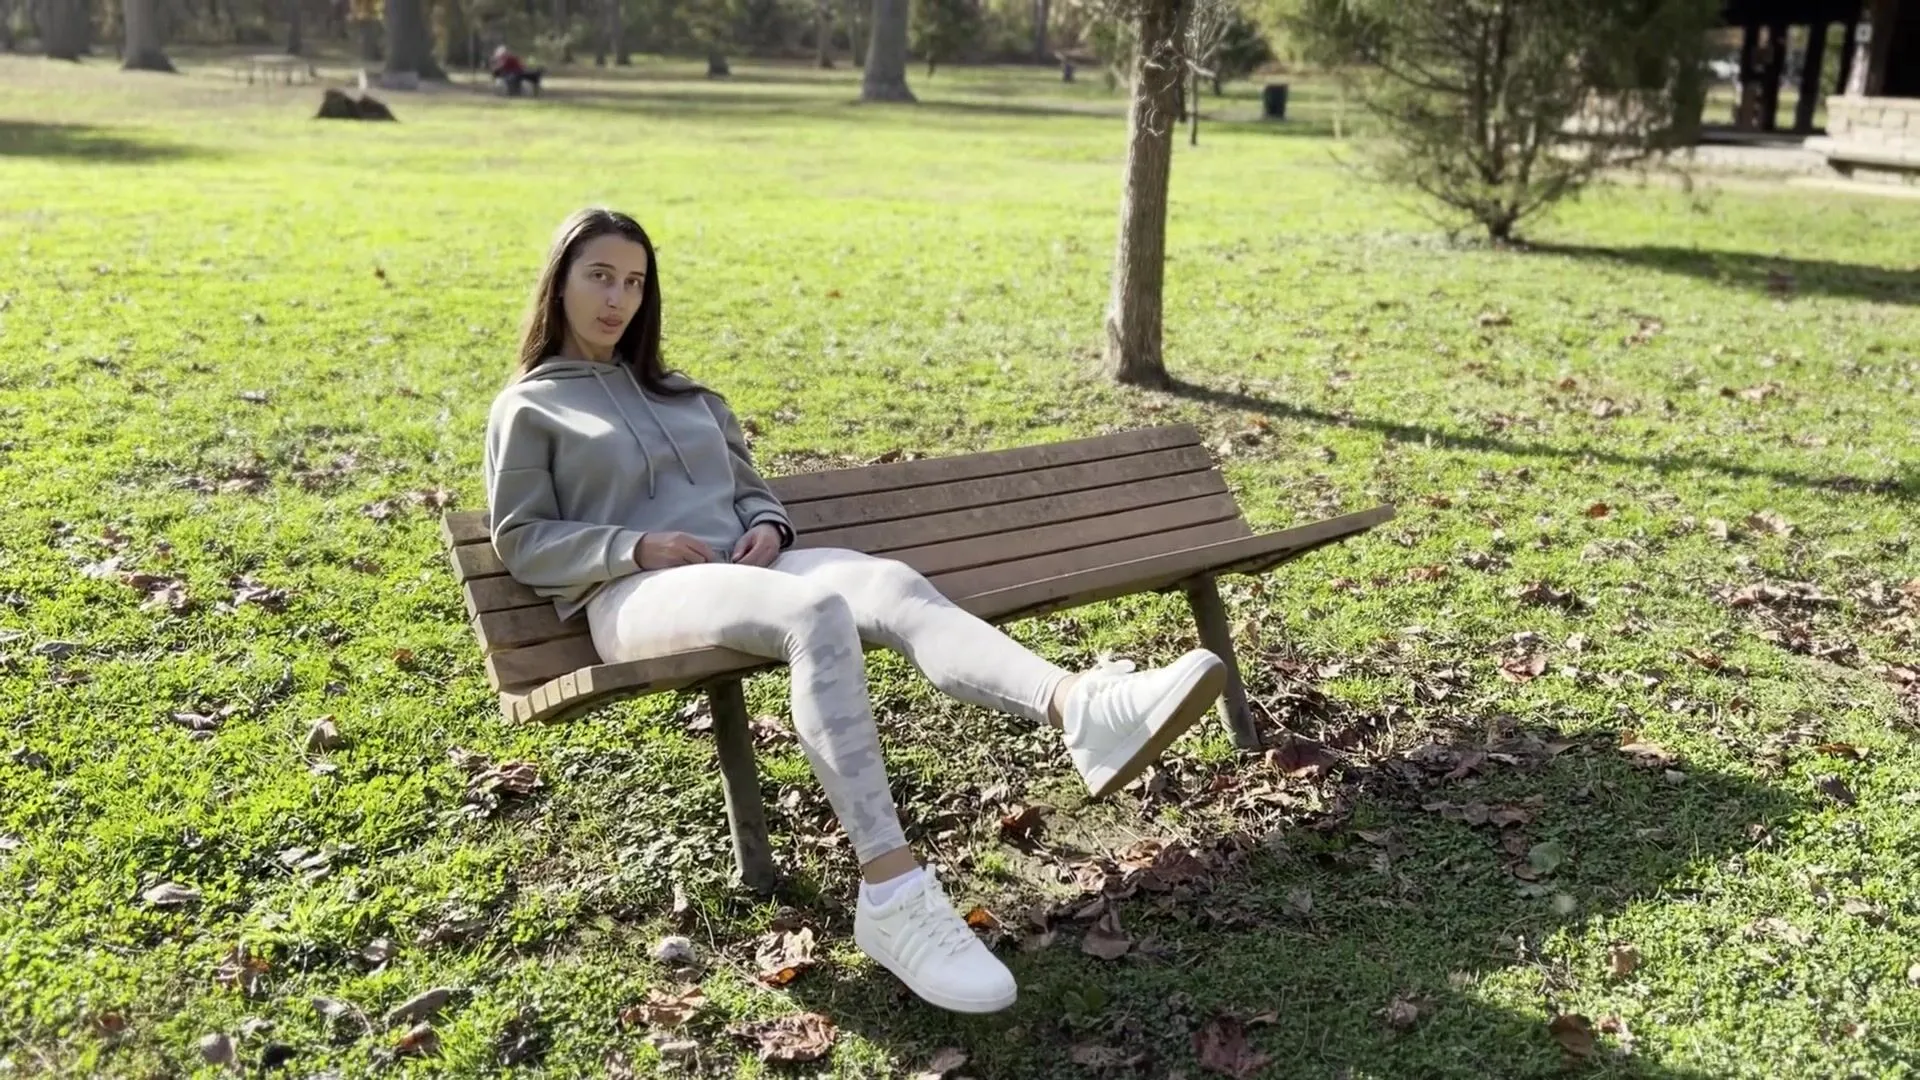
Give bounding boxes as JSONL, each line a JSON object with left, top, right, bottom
{"left": 514, "top": 208, "right": 696, "bottom": 395}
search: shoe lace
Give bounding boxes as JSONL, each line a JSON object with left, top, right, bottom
{"left": 905, "top": 874, "right": 976, "bottom": 957}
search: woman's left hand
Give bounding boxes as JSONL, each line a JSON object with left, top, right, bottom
{"left": 730, "top": 523, "right": 783, "bottom": 568}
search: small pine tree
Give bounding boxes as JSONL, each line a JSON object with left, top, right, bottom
{"left": 1281, "top": 0, "right": 1717, "bottom": 241}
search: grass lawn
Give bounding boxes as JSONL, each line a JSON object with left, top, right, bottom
{"left": 2, "top": 50, "right": 1918, "bottom": 1079}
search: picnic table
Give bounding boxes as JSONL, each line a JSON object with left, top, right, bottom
{"left": 231, "top": 54, "right": 315, "bottom": 86}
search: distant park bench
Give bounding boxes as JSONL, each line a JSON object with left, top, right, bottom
{"left": 231, "top": 54, "right": 315, "bottom": 86}
{"left": 441, "top": 423, "right": 1394, "bottom": 891}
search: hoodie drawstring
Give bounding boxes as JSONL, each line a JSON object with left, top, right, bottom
{"left": 588, "top": 365, "right": 697, "bottom": 499}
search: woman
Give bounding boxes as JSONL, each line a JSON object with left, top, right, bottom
{"left": 484, "top": 208, "right": 1227, "bottom": 1014}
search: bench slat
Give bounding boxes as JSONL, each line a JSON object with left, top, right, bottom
{"left": 799, "top": 470, "right": 1229, "bottom": 555}
{"left": 772, "top": 424, "right": 1201, "bottom": 504}
{"left": 932, "top": 519, "right": 1255, "bottom": 600}
{"left": 787, "top": 444, "right": 1213, "bottom": 534}
{"left": 884, "top": 492, "right": 1245, "bottom": 579}
{"left": 465, "top": 575, "right": 545, "bottom": 618}
{"left": 487, "top": 633, "right": 600, "bottom": 691}
{"left": 451, "top": 541, "right": 507, "bottom": 583}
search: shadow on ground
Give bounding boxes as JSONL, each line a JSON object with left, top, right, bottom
{"left": 775, "top": 715, "right": 1798, "bottom": 1078}
{"left": 0, "top": 120, "right": 213, "bottom": 164}
{"left": 1164, "top": 378, "right": 1916, "bottom": 504}
{"left": 1530, "top": 242, "right": 1920, "bottom": 307}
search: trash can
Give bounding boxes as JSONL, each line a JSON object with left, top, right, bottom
{"left": 1263, "top": 83, "right": 1289, "bottom": 120}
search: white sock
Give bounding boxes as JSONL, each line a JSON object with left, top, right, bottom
{"left": 860, "top": 866, "right": 924, "bottom": 907}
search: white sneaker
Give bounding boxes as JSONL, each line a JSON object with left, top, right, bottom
{"left": 1062, "top": 648, "right": 1227, "bottom": 799}
{"left": 853, "top": 869, "right": 1017, "bottom": 1014}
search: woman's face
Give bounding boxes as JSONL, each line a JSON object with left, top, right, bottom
{"left": 561, "top": 234, "right": 649, "bottom": 356}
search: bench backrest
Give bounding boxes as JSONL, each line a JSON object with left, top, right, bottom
{"left": 443, "top": 423, "right": 1247, "bottom": 692}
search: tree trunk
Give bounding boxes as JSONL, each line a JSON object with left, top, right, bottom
{"left": 1188, "top": 69, "right": 1199, "bottom": 146}
{"left": 44, "top": 0, "right": 87, "bottom": 59}
{"left": 846, "top": 0, "right": 862, "bottom": 65}
{"left": 443, "top": 0, "right": 472, "bottom": 68}
{"left": 286, "top": 0, "right": 302, "bottom": 54}
{"left": 1031, "top": 0, "right": 1047, "bottom": 61}
{"left": 358, "top": 14, "right": 381, "bottom": 61}
{"left": 610, "top": 0, "right": 627, "bottom": 63}
{"left": 860, "top": 0, "right": 911, "bottom": 101}
{"left": 706, "top": 49, "right": 728, "bottom": 76}
{"left": 120, "top": 0, "right": 173, "bottom": 69}
{"left": 814, "top": 0, "right": 831, "bottom": 67}
{"left": 383, "top": 0, "right": 444, "bottom": 78}
{"left": 1104, "top": 0, "right": 1185, "bottom": 388}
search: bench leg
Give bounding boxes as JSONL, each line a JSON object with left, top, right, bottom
{"left": 709, "top": 678, "right": 779, "bottom": 894}
{"left": 1182, "top": 575, "right": 1259, "bottom": 750}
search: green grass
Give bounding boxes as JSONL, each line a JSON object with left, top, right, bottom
{"left": 3, "top": 50, "right": 1919, "bottom": 1079}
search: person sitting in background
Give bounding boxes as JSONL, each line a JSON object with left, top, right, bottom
{"left": 490, "top": 45, "right": 543, "bottom": 97}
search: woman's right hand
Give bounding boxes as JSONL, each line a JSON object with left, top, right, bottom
{"left": 635, "top": 532, "right": 718, "bottom": 569}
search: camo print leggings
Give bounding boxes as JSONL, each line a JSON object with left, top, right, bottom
{"left": 586, "top": 547, "right": 1070, "bottom": 865}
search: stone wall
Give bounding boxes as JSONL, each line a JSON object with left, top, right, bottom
{"left": 1808, "top": 95, "right": 1920, "bottom": 184}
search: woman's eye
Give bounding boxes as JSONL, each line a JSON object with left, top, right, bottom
{"left": 591, "top": 270, "right": 610, "bottom": 283}
{"left": 626, "top": 277, "right": 643, "bottom": 290}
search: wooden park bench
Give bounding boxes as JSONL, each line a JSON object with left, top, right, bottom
{"left": 441, "top": 423, "right": 1392, "bottom": 891}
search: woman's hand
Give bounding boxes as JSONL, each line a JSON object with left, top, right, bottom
{"left": 635, "top": 532, "right": 718, "bottom": 569}
{"left": 730, "top": 523, "right": 784, "bottom": 568}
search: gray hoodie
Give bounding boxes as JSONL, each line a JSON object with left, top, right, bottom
{"left": 482, "top": 358, "right": 794, "bottom": 622}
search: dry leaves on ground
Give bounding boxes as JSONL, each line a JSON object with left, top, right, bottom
{"left": 1194, "top": 1015, "right": 1273, "bottom": 1078}
{"left": 729, "top": 1012, "right": 836, "bottom": 1064}
{"left": 755, "top": 927, "right": 817, "bottom": 987}
{"left": 620, "top": 986, "right": 707, "bottom": 1028}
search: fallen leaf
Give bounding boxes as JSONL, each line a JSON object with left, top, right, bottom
{"left": 143, "top": 882, "right": 201, "bottom": 907}
{"left": 1407, "top": 564, "right": 1450, "bottom": 582}
{"left": 213, "top": 946, "right": 269, "bottom": 999}
{"left": 1842, "top": 1020, "right": 1869, "bottom": 1039}
{"left": 1623, "top": 316, "right": 1663, "bottom": 346}
{"left": 305, "top": 718, "right": 344, "bottom": 753}
{"left": 1193, "top": 1014, "right": 1272, "bottom": 1078}
{"left": 1744, "top": 510, "right": 1794, "bottom": 538}
{"left": 964, "top": 906, "right": 1001, "bottom": 930}
{"left": 239, "top": 390, "right": 270, "bottom": 404}
{"left": 999, "top": 803, "right": 1050, "bottom": 843}
{"left": 1744, "top": 916, "right": 1812, "bottom": 947}
{"left": 1591, "top": 398, "right": 1626, "bottom": 419}
{"left": 1619, "top": 740, "right": 1675, "bottom": 768}
{"left": 652, "top": 935, "right": 696, "bottom": 965}
{"left": 91, "top": 1012, "right": 128, "bottom": 1037}
{"left": 1081, "top": 910, "right": 1133, "bottom": 961}
{"left": 1528, "top": 841, "right": 1567, "bottom": 876}
{"left": 1816, "top": 776, "right": 1857, "bottom": 807}
{"left": 1585, "top": 502, "right": 1612, "bottom": 519}
{"left": 1286, "top": 887, "right": 1314, "bottom": 917}
{"left": 620, "top": 986, "right": 707, "bottom": 1028}
{"left": 1380, "top": 994, "right": 1423, "bottom": 1031}
{"left": 1906, "top": 962, "right": 1919, "bottom": 988}
{"left": 1608, "top": 943, "right": 1641, "bottom": 978}
{"left": 360, "top": 938, "right": 395, "bottom": 968}
{"left": 395, "top": 1021, "right": 440, "bottom": 1057}
{"left": 1476, "top": 310, "right": 1511, "bottom": 328}
{"left": 198, "top": 1032, "right": 235, "bottom": 1067}
{"left": 1513, "top": 581, "right": 1580, "bottom": 609}
{"left": 1069, "top": 1043, "right": 1139, "bottom": 1069}
{"left": 385, "top": 987, "right": 455, "bottom": 1027}
{"left": 1500, "top": 653, "right": 1548, "bottom": 683}
{"left": 1815, "top": 742, "right": 1865, "bottom": 760}
{"left": 730, "top": 1012, "right": 836, "bottom": 1064}
{"left": 1265, "top": 735, "right": 1337, "bottom": 779}
{"left": 1548, "top": 1014, "right": 1596, "bottom": 1058}
{"left": 912, "top": 1047, "right": 969, "bottom": 1080}
{"left": 1840, "top": 898, "right": 1884, "bottom": 923}
{"left": 756, "top": 926, "right": 817, "bottom": 986}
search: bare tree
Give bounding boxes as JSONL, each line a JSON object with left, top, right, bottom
{"left": 1100, "top": 0, "right": 1188, "bottom": 386}
{"left": 861, "top": 0, "right": 913, "bottom": 100}
{"left": 1181, "top": 0, "right": 1234, "bottom": 145}
{"left": 1032, "top": 0, "right": 1049, "bottom": 60}
{"left": 286, "top": 0, "right": 303, "bottom": 53}
{"left": 121, "top": 0, "right": 174, "bottom": 69}
{"left": 815, "top": 0, "right": 833, "bottom": 66}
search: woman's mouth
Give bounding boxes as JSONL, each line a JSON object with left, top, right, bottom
{"left": 596, "top": 316, "right": 624, "bottom": 333}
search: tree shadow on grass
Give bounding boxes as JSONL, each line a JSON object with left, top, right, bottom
{"left": 0, "top": 120, "right": 213, "bottom": 164}
{"left": 1528, "top": 243, "right": 1920, "bottom": 307}
{"left": 1163, "top": 378, "right": 1917, "bottom": 504}
{"left": 780, "top": 719, "right": 1800, "bottom": 1078}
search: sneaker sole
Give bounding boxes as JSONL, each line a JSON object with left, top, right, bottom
{"left": 853, "top": 925, "right": 1019, "bottom": 1014}
{"left": 1082, "top": 650, "right": 1228, "bottom": 800}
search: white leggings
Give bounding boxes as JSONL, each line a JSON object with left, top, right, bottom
{"left": 585, "top": 547, "right": 1070, "bottom": 864}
